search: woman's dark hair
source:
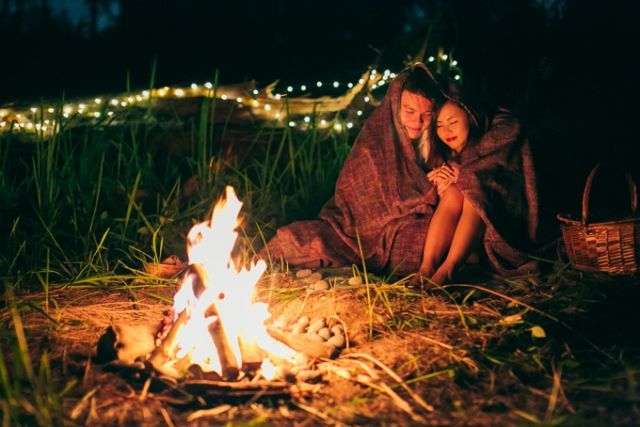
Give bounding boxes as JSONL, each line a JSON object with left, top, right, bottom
{"left": 402, "top": 66, "right": 445, "bottom": 102}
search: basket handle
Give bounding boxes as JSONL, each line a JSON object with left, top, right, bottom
{"left": 581, "top": 163, "right": 638, "bottom": 224}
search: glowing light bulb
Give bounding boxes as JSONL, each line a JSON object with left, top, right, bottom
{"left": 316, "top": 81, "right": 322, "bottom": 87}
{"left": 264, "top": 104, "right": 271, "bottom": 111}
{"left": 304, "top": 116, "right": 310, "bottom": 123}
{"left": 30, "top": 107, "right": 37, "bottom": 113}
{"left": 451, "top": 60, "right": 458, "bottom": 66}
{"left": 107, "top": 111, "right": 114, "bottom": 116}
{"left": 334, "top": 123, "right": 343, "bottom": 131}
{"left": 93, "top": 112, "right": 101, "bottom": 118}
{"left": 191, "top": 83, "right": 198, "bottom": 90}
{"left": 442, "top": 54, "right": 448, "bottom": 60}
{"left": 120, "top": 102, "right": 127, "bottom": 107}
{"left": 204, "top": 82, "right": 213, "bottom": 89}
{"left": 35, "top": 123, "right": 41, "bottom": 130}
{"left": 158, "top": 88, "right": 167, "bottom": 97}
{"left": 347, "top": 122, "right": 353, "bottom": 129}
{"left": 358, "top": 78, "right": 365, "bottom": 84}
{"left": 320, "top": 119, "right": 327, "bottom": 126}
{"left": 44, "top": 120, "right": 50, "bottom": 125}
{"left": 287, "top": 86, "right": 293, "bottom": 92}
{"left": 142, "top": 90, "right": 150, "bottom": 97}
{"left": 252, "top": 89, "right": 259, "bottom": 95}
{"left": 236, "top": 97, "right": 243, "bottom": 103}
{"left": 220, "top": 94, "right": 228, "bottom": 100}
{"left": 110, "top": 99, "right": 119, "bottom": 106}
{"left": 300, "top": 85, "right": 307, "bottom": 91}
{"left": 136, "top": 95, "right": 142, "bottom": 102}
{"left": 26, "top": 123, "right": 33, "bottom": 129}
{"left": 371, "top": 69, "right": 377, "bottom": 76}
{"left": 274, "top": 94, "right": 281, "bottom": 100}
{"left": 364, "top": 96, "right": 370, "bottom": 103}
{"left": 390, "top": 72, "right": 397, "bottom": 78}
{"left": 79, "top": 103, "right": 86, "bottom": 109}
{"left": 127, "top": 96, "right": 134, "bottom": 103}
{"left": 454, "top": 75, "right": 461, "bottom": 80}
{"left": 63, "top": 113, "right": 69, "bottom": 118}
{"left": 428, "top": 56, "right": 435, "bottom": 62}
{"left": 288, "top": 121, "right": 296, "bottom": 127}
{"left": 384, "top": 69, "right": 391, "bottom": 76}
{"left": 348, "top": 82, "right": 354, "bottom": 88}
{"left": 275, "top": 112, "right": 281, "bottom": 119}
{"left": 252, "top": 99, "right": 259, "bottom": 107}
{"left": 333, "top": 81, "right": 339, "bottom": 88}
{"left": 356, "top": 110, "right": 363, "bottom": 116}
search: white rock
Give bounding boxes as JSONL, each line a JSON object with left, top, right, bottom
{"left": 313, "top": 280, "right": 329, "bottom": 291}
{"left": 296, "top": 315, "right": 310, "bottom": 326}
{"left": 295, "top": 269, "right": 313, "bottom": 279}
{"left": 327, "top": 334, "right": 345, "bottom": 348}
{"left": 330, "top": 324, "right": 344, "bottom": 335}
{"left": 307, "top": 272, "right": 323, "bottom": 282}
{"left": 307, "top": 333, "right": 324, "bottom": 342}
{"left": 307, "top": 318, "right": 326, "bottom": 334}
{"left": 318, "top": 327, "right": 331, "bottom": 340}
{"left": 348, "top": 276, "right": 363, "bottom": 286}
{"left": 291, "top": 323, "right": 307, "bottom": 335}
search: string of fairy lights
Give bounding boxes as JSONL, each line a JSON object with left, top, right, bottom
{"left": 0, "top": 52, "right": 462, "bottom": 137}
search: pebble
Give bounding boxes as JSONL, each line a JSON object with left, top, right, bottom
{"left": 327, "top": 334, "right": 345, "bottom": 348}
{"left": 313, "top": 279, "right": 329, "bottom": 291}
{"left": 295, "top": 269, "right": 313, "bottom": 279}
{"left": 348, "top": 276, "right": 363, "bottom": 286}
{"left": 307, "top": 272, "right": 323, "bottom": 282}
{"left": 318, "top": 327, "right": 330, "bottom": 340}
{"left": 307, "top": 333, "right": 325, "bottom": 342}
{"left": 307, "top": 318, "right": 326, "bottom": 333}
{"left": 291, "top": 323, "right": 307, "bottom": 335}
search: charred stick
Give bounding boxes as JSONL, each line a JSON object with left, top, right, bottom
{"left": 147, "top": 309, "right": 189, "bottom": 370}
{"left": 238, "top": 337, "right": 263, "bottom": 373}
{"left": 208, "top": 315, "right": 239, "bottom": 380}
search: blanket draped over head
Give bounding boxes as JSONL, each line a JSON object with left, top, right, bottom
{"left": 264, "top": 64, "right": 539, "bottom": 277}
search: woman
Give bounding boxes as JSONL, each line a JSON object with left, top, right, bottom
{"left": 264, "top": 64, "right": 538, "bottom": 282}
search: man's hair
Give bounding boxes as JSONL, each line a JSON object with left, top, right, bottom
{"left": 402, "top": 67, "right": 444, "bottom": 102}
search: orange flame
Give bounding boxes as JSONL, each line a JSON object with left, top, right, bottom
{"left": 168, "top": 186, "right": 296, "bottom": 378}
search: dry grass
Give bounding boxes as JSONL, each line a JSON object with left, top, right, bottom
{"left": 3, "top": 266, "right": 640, "bottom": 426}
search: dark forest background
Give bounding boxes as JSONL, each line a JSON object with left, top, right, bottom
{"left": 2, "top": 0, "right": 639, "bottom": 241}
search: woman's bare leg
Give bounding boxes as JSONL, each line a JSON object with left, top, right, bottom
{"left": 419, "top": 186, "right": 463, "bottom": 276}
{"left": 431, "top": 197, "right": 485, "bottom": 284}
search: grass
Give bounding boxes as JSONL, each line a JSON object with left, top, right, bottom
{"left": 1, "top": 75, "right": 639, "bottom": 425}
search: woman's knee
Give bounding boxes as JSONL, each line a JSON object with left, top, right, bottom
{"left": 438, "top": 185, "right": 464, "bottom": 215}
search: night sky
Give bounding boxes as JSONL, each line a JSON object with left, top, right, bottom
{"left": 2, "top": 0, "right": 640, "bottom": 227}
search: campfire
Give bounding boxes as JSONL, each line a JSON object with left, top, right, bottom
{"left": 102, "top": 186, "right": 342, "bottom": 395}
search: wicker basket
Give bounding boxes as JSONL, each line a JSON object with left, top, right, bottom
{"left": 557, "top": 163, "right": 640, "bottom": 275}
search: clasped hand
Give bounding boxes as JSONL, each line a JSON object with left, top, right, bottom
{"left": 427, "top": 162, "right": 460, "bottom": 196}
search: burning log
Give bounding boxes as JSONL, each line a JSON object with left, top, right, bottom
{"left": 207, "top": 314, "right": 240, "bottom": 380}
{"left": 238, "top": 337, "right": 263, "bottom": 373}
{"left": 147, "top": 309, "right": 189, "bottom": 372}
{"left": 266, "top": 326, "right": 336, "bottom": 359}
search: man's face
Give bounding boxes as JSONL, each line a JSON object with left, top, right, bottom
{"left": 399, "top": 90, "right": 434, "bottom": 139}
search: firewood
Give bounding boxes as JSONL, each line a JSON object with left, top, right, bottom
{"left": 238, "top": 336, "right": 263, "bottom": 373}
{"left": 266, "top": 326, "right": 336, "bottom": 359}
{"left": 208, "top": 315, "right": 240, "bottom": 380}
{"left": 147, "top": 309, "right": 189, "bottom": 371}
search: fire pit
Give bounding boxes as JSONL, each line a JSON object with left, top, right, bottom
{"left": 98, "top": 186, "right": 344, "bottom": 398}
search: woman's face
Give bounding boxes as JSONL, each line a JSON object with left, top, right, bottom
{"left": 436, "top": 101, "right": 470, "bottom": 154}
{"left": 399, "top": 90, "right": 434, "bottom": 139}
